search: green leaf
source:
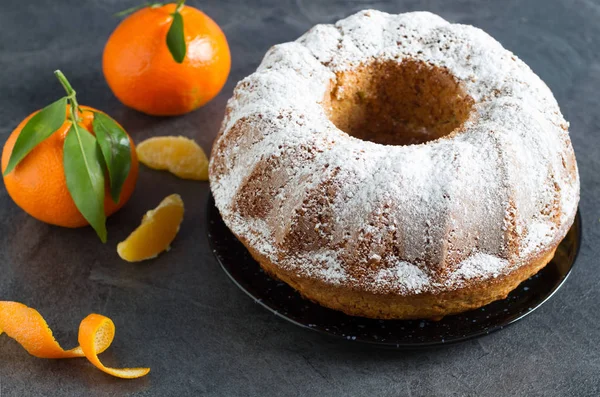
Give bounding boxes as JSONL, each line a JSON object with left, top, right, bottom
{"left": 3, "top": 97, "right": 67, "bottom": 176}
{"left": 92, "top": 112, "right": 132, "bottom": 204}
{"left": 63, "top": 123, "right": 107, "bottom": 243}
{"left": 166, "top": 11, "right": 186, "bottom": 63}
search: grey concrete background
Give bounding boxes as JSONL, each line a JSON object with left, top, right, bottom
{"left": 0, "top": 0, "right": 599, "bottom": 396}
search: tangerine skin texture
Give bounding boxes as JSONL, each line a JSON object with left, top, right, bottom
{"left": 103, "top": 4, "right": 231, "bottom": 116}
{"left": 1, "top": 106, "right": 139, "bottom": 228}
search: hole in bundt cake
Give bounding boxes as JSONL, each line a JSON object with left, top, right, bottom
{"left": 323, "top": 59, "right": 474, "bottom": 146}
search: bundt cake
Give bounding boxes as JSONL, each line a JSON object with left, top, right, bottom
{"left": 209, "top": 10, "right": 580, "bottom": 319}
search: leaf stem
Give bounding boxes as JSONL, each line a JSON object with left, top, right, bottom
{"left": 54, "top": 70, "right": 81, "bottom": 123}
{"left": 175, "top": 0, "right": 185, "bottom": 12}
{"left": 54, "top": 70, "right": 75, "bottom": 97}
{"left": 114, "top": 3, "right": 149, "bottom": 18}
{"left": 114, "top": 2, "right": 163, "bottom": 18}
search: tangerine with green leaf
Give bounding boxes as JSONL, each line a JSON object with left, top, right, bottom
{"left": 1, "top": 71, "right": 138, "bottom": 242}
{"left": 103, "top": 1, "right": 231, "bottom": 116}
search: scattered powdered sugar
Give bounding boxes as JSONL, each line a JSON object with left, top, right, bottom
{"left": 521, "top": 222, "right": 559, "bottom": 258}
{"left": 373, "top": 259, "right": 431, "bottom": 293}
{"left": 209, "top": 10, "right": 580, "bottom": 295}
{"left": 448, "top": 253, "right": 510, "bottom": 283}
{"left": 298, "top": 250, "right": 348, "bottom": 283}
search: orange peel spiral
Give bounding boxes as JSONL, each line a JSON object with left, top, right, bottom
{"left": 78, "top": 314, "right": 150, "bottom": 379}
{"left": 0, "top": 301, "right": 84, "bottom": 359}
{"left": 0, "top": 301, "right": 149, "bottom": 379}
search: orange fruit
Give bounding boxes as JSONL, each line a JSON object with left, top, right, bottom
{"left": 117, "top": 194, "right": 184, "bottom": 262}
{"left": 103, "top": 4, "right": 231, "bottom": 116}
{"left": 136, "top": 136, "right": 209, "bottom": 180}
{"left": 1, "top": 106, "right": 139, "bottom": 228}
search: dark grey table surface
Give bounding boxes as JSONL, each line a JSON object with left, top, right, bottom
{"left": 1, "top": 0, "right": 599, "bottom": 396}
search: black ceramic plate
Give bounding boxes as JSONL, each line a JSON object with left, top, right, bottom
{"left": 207, "top": 195, "right": 581, "bottom": 348}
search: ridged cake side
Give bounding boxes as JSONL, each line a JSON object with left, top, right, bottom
{"left": 209, "top": 10, "right": 580, "bottom": 297}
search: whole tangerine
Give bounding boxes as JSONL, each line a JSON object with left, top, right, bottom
{"left": 1, "top": 106, "right": 139, "bottom": 228}
{"left": 103, "top": 3, "right": 231, "bottom": 116}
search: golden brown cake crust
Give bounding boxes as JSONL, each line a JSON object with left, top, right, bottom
{"left": 237, "top": 230, "right": 558, "bottom": 320}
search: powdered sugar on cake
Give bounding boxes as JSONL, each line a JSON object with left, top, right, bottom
{"left": 209, "top": 10, "right": 580, "bottom": 295}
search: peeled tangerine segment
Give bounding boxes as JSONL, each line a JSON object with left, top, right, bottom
{"left": 136, "top": 136, "right": 208, "bottom": 180}
{"left": 117, "top": 194, "right": 184, "bottom": 262}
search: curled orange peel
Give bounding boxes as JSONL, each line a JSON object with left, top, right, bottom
{"left": 0, "top": 301, "right": 149, "bottom": 379}
{"left": 78, "top": 314, "right": 150, "bottom": 379}
{"left": 0, "top": 301, "right": 84, "bottom": 359}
